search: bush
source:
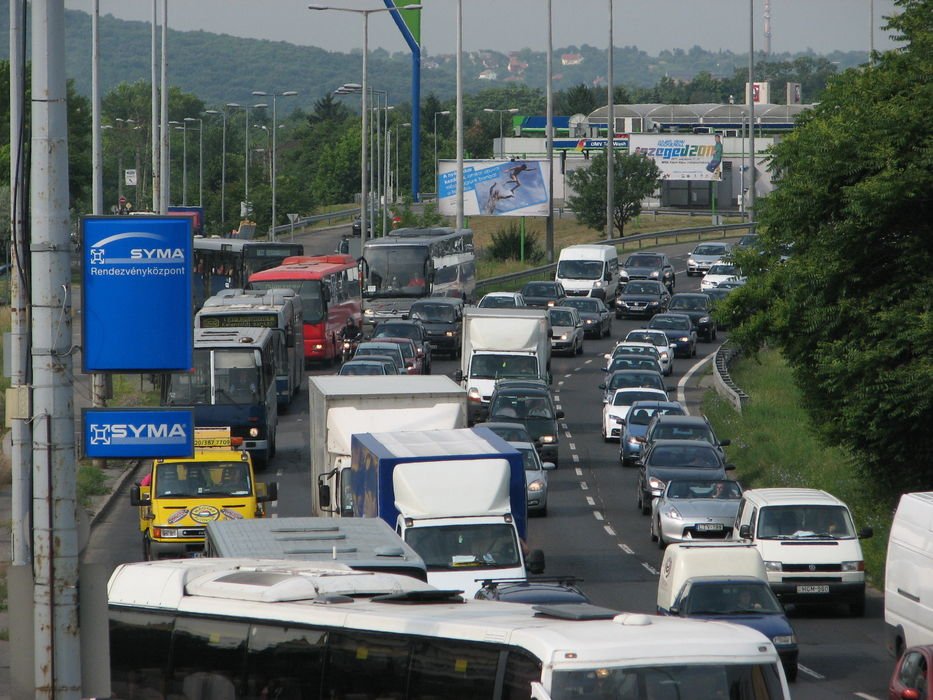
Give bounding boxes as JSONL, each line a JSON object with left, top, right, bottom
{"left": 487, "top": 222, "right": 544, "bottom": 263}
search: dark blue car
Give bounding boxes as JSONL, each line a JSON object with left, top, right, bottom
{"left": 648, "top": 312, "right": 697, "bottom": 358}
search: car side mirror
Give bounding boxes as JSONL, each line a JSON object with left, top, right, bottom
{"left": 859, "top": 527, "right": 874, "bottom": 539}
{"left": 615, "top": 417, "right": 625, "bottom": 425}
{"left": 555, "top": 410, "right": 565, "bottom": 419}
{"left": 739, "top": 524, "right": 751, "bottom": 539}
{"left": 600, "top": 367, "right": 608, "bottom": 372}
{"left": 261, "top": 481, "right": 279, "bottom": 503}
{"left": 604, "top": 353, "right": 611, "bottom": 360}
{"left": 719, "top": 439, "right": 731, "bottom": 447}
{"left": 542, "top": 462, "right": 556, "bottom": 471}
{"left": 129, "top": 484, "right": 144, "bottom": 507}
{"left": 668, "top": 604, "right": 681, "bottom": 616}
{"left": 526, "top": 548, "right": 546, "bottom": 574}
{"left": 454, "top": 370, "right": 464, "bottom": 383}
{"left": 318, "top": 482, "right": 331, "bottom": 509}
{"left": 598, "top": 383, "right": 607, "bottom": 390}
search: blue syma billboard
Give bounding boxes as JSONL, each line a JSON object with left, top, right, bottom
{"left": 82, "top": 216, "right": 193, "bottom": 372}
{"left": 82, "top": 408, "right": 194, "bottom": 459}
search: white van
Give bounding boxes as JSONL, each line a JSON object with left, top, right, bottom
{"left": 555, "top": 244, "right": 620, "bottom": 301}
{"left": 657, "top": 542, "right": 767, "bottom": 613}
{"left": 885, "top": 491, "right": 933, "bottom": 656}
{"left": 733, "top": 488, "right": 873, "bottom": 616}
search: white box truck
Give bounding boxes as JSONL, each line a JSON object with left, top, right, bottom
{"left": 455, "top": 307, "right": 551, "bottom": 424}
{"left": 885, "top": 491, "right": 933, "bottom": 657}
{"left": 309, "top": 375, "right": 467, "bottom": 516}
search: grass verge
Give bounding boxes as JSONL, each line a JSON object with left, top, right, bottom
{"left": 703, "top": 348, "right": 892, "bottom": 587}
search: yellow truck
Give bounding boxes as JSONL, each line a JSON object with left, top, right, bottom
{"left": 130, "top": 427, "right": 278, "bottom": 560}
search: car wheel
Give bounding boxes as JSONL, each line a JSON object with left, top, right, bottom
{"left": 576, "top": 339, "right": 584, "bottom": 355}
{"left": 641, "top": 492, "right": 651, "bottom": 515}
{"left": 649, "top": 518, "right": 657, "bottom": 542}
{"left": 712, "top": 328, "right": 718, "bottom": 342}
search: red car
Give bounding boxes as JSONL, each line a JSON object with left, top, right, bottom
{"left": 889, "top": 645, "right": 932, "bottom": 700}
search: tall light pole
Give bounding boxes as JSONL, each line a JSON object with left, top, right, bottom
{"left": 252, "top": 90, "right": 297, "bottom": 240}
{"left": 309, "top": 4, "right": 421, "bottom": 250}
{"left": 748, "top": 0, "right": 756, "bottom": 221}
{"left": 184, "top": 116, "right": 203, "bottom": 207}
{"left": 168, "top": 119, "right": 182, "bottom": 205}
{"left": 606, "top": 0, "right": 615, "bottom": 240}
{"left": 483, "top": 107, "right": 518, "bottom": 157}
{"left": 545, "top": 0, "right": 554, "bottom": 262}
{"left": 455, "top": 0, "right": 464, "bottom": 229}
{"left": 159, "top": 0, "right": 169, "bottom": 212}
{"left": 226, "top": 103, "right": 252, "bottom": 221}
{"left": 396, "top": 122, "right": 411, "bottom": 203}
{"left": 151, "top": 0, "right": 160, "bottom": 212}
{"left": 434, "top": 110, "right": 450, "bottom": 195}
{"left": 175, "top": 122, "right": 188, "bottom": 205}
{"left": 205, "top": 108, "right": 228, "bottom": 229}
{"left": 253, "top": 124, "right": 271, "bottom": 182}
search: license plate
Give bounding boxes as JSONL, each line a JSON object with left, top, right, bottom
{"left": 796, "top": 584, "right": 830, "bottom": 594}
{"left": 696, "top": 523, "right": 724, "bottom": 531}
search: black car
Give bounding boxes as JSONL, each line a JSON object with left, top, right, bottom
{"left": 350, "top": 216, "right": 371, "bottom": 237}
{"left": 487, "top": 383, "right": 563, "bottom": 466}
{"left": 560, "top": 297, "right": 612, "bottom": 338}
{"left": 481, "top": 421, "right": 535, "bottom": 445}
{"left": 475, "top": 577, "right": 591, "bottom": 604}
{"left": 643, "top": 414, "right": 731, "bottom": 460}
{"left": 520, "top": 281, "right": 567, "bottom": 308}
{"left": 371, "top": 319, "right": 432, "bottom": 373}
{"left": 636, "top": 439, "right": 736, "bottom": 514}
{"left": 648, "top": 312, "right": 697, "bottom": 358}
{"left": 603, "top": 355, "right": 663, "bottom": 375}
{"left": 620, "top": 253, "right": 676, "bottom": 293}
{"left": 407, "top": 297, "right": 464, "bottom": 358}
{"left": 599, "top": 369, "right": 669, "bottom": 404}
{"left": 615, "top": 280, "right": 671, "bottom": 319}
{"left": 667, "top": 293, "right": 717, "bottom": 342}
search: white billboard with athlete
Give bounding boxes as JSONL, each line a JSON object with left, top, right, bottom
{"left": 437, "top": 159, "right": 551, "bottom": 217}
{"left": 630, "top": 134, "right": 723, "bottom": 181}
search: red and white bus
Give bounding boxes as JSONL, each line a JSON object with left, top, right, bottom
{"left": 248, "top": 254, "right": 361, "bottom": 365}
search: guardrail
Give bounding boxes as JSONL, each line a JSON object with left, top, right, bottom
{"left": 270, "top": 207, "right": 359, "bottom": 238}
{"left": 713, "top": 339, "right": 750, "bottom": 412}
{"left": 474, "top": 221, "right": 755, "bottom": 295}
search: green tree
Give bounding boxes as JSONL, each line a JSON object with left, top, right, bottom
{"left": 557, "top": 83, "right": 599, "bottom": 116}
{"left": 565, "top": 152, "right": 661, "bottom": 237}
{"left": 723, "top": 0, "right": 933, "bottom": 493}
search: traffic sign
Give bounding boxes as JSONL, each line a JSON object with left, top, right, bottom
{"left": 287, "top": 213, "right": 300, "bottom": 224}
{"left": 124, "top": 169, "right": 137, "bottom": 186}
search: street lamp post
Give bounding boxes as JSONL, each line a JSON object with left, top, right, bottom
{"left": 433, "top": 110, "right": 450, "bottom": 195}
{"left": 253, "top": 124, "right": 271, "bottom": 181}
{"left": 225, "top": 103, "right": 252, "bottom": 221}
{"left": 168, "top": 119, "right": 183, "bottom": 205}
{"left": 252, "top": 90, "right": 297, "bottom": 240}
{"left": 748, "top": 0, "right": 756, "bottom": 221}
{"left": 396, "top": 122, "right": 411, "bottom": 203}
{"left": 184, "top": 116, "right": 203, "bottom": 207}
{"left": 205, "top": 108, "right": 228, "bottom": 229}
{"left": 483, "top": 107, "right": 518, "bottom": 157}
{"left": 606, "top": 0, "right": 615, "bottom": 240}
{"left": 309, "top": 4, "right": 421, "bottom": 250}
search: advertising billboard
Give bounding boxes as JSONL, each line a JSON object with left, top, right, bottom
{"left": 83, "top": 408, "right": 194, "bottom": 459}
{"left": 630, "top": 134, "right": 723, "bottom": 181}
{"left": 438, "top": 159, "right": 551, "bottom": 217}
{"left": 82, "top": 215, "right": 193, "bottom": 371}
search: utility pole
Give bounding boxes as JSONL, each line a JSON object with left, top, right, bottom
{"left": 151, "top": 0, "right": 160, "bottom": 212}
{"left": 545, "top": 0, "right": 554, "bottom": 262}
{"left": 159, "top": 0, "right": 169, "bottom": 213}
{"left": 606, "top": 0, "right": 615, "bottom": 240}
{"left": 32, "top": 0, "right": 83, "bottom": 696}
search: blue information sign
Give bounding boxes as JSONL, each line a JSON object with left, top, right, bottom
{"left": 82, "top": 408, "right": 195, "bottom": 459}
{"left": 82, "top": 216, "right": 193, "bottom": 371}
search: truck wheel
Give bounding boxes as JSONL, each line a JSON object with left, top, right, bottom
{"left": 142, "top": 533, "right": 153, "bottom": 561}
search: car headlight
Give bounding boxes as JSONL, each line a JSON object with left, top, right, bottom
{"left": 538, "top": 435, "right": 556, "bottom": 444}
{"left": 661, "top": 505, "right": 682, "bottom": 520}
{"left": 467, "top": 387, "right": 482, "bottom": 402}
{"left": 594, "top": 280, "right": 605, "bottom": 288}
{"left": 584, "top": 318, "right": 594, "bottom": 324}
{"left": 547, "top": 300, "right": 556, "bottom": 307}
{"left": 626, "top": 436, "right": 640, "bottom": 446}
{"left": 772, "top": 634, "right": 796, "bottom": 646}
{"left": 647, "top": 476, "right": 666, "bottom": 490}
{"left": 558, "top": 333, "right": 568, "bottom": 340}
{"left": 364, "top": 308, "right": 374, "bottom": 317}
{"left": 764, "top": 560, "right": 783, "bottom": 572}
{"left": 678, "top": 336, "right": 691, "bottom": 343}
{"left": 842, "top": 560, "right": 865, "bottom": 572}
{"left": 647, "top": 300, "right": 659, "bottom": 306}
{"left": 699, "top": 316, "right": 710, "bottom": 324}
{"left": 688, "top": 257, "right": 696, "bottom": 265}
{"left": 650, "top": 270, "right": 660, "bottom": 278}
{"left": 528, "top": 480, "right": 545, "bottom": 492}
{"left": 249, "top": 427, "right": 260, "bottom": 438}
{"left": 660, "top": 351, "right": 670, "bottom": 361}
{"left": 445, "top": 330, "right": 456, "bottom": 337}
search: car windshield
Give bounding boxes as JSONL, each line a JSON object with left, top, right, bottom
{"left": 669, "top": 297, "right": 707, "bottom": 311}
{"left": 626, "top": 331, "right": 667, "bottom": 347}
{"left": 651, "top": 424, "right": 715, "bottom": 442}
{"left": 650, "top": 315, "right": 691, "bottom": 330}
{"left": 649, "top": 445, "right": 721, "bottom": 468}
{"left": 355, "top": 345, "right": 402, "bottom": 367}
{"left": 517, "top": 446, "right": 542, "bottom": 471}
{"left": 374, "top": 324, "right": 419, "bottom": 340}
{"left": 684, "top": 583, "right": 784, "bottom": 615}
{"left": 338, "top": 363, "right": 384, "bottom": 376}
{"left": 625, "top": 255, "right": 662, "bottom": 268}
{"left": 549, "top": 309, "right": 575, "bottom": 326}
{"left": 410, "top": 304, "right": 456, "bottom": 322}
{"left": 613, "top": 390, "right": 663, "bottom": 407}
{"left": 523, "top": 283, "right": 557, "bottom": 297}
{"left": 609, "top": 372, "right": 664, "bottom": 391}
{"left": 563, "top": 298, "right": 600, "bottom": 313}
{"left": 666, "top": 480, "right": 741, "bottom": 500}
{"left": 383, "top": 340, "right": 415, "bottom": 360}
{"left": 623, "top": 282, "right": 660, "bottom": 295}
{"left": 491, "top": 396, "right": 554, "bottom": 421}
{"left": 613, "top": 345, "right": 658, "bottom": 358}
{"left": 708, "top": 264, "right": 738, "bottom": 276}
{"left": 609, "top": 357, "right": 658, "bottom": 372}
{"left": 694, "top": 244, "right": 727, "bottom": 256}
{"left": 405, "top": 523, "right": 521, "bottom": 570}
{"left": 757, "top": 505, "right": 856, "bottom": 539}
{"left": 479, "top": 295, "right": 518, "bottom": 308}
{"left": 556, "top": 259, "right": 603, "bottom": 280}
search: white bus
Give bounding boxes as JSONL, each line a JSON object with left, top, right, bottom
{"left": 108, "top": 558, "right": 790, "bottom": 699}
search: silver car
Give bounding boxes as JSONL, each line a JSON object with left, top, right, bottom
{"left": 511, "top": 441, "right": 556, "bottom": 516}
{"left": 548, "top": 306, "right": 584, "bottom": 356}
{"left": 687, "top": 242, "right": 731, "bottom": 276}
{"left": 650, "top": 479, "right": 743, "bottom": 548}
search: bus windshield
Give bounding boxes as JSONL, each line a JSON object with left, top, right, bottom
{"left": 363, "top": 245, "right": 429, "bottom": 299}
{"left": 249, "top": 279, "right": 324, "bottom": 324}
{"left": 164, "top": 348, "right": 259, "bottom": 405}
{"left": 550, "top": 662, "right": 785, "bottom": 699}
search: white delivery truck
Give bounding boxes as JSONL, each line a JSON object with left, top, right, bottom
{"left": 885, "top": 491, "right": 933, "bottom": 657}
{"left": 455, "top": 307, "right": 551, "bottom": 424}
{"left": 555, "top": 244, "right": 621, "bottom": 301}
{"left": 309, "top": 375, "right": 467, "bottom": 516}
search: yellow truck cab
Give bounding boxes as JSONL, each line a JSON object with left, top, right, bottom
{"left": 130, "top": 427, "right": 278, "bottom": 560}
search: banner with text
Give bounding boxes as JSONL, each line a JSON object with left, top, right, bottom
{"left": 630, "top": 134, "right": 723, "bottom": 181}
{"left": 438, "top": 159, "right": 551, "bottom": 217}
{"left": 83, "top": 408, "right": 194, "bottom": 459}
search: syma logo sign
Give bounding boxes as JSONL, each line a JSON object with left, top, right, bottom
{"left": 89, "top": 422, "right": 189, "bottom": 446}
{"left": 89, "top": 231, "right": 185, "bottom": 265}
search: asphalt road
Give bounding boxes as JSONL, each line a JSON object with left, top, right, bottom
{"left": 84, "top": 224, "right": 895, "bottom": 699}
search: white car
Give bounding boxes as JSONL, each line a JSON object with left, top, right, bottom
{"left": 602, "top": 387, "right": 670, "bottom": 441}
{"left": 700, "top": 261, "right": 743, "bottom": 292}
{"left": 477, "top": 292, "right": 526, "bottom": 308}
{"left": 622, "top": 329, "right": 674, "bottom": 376}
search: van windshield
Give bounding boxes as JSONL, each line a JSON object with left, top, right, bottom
{"left": 757, "top": 505, "right": 856, "bottom": 539}
{"left": 557, "top": 259, "right": 603, "bottom": 280}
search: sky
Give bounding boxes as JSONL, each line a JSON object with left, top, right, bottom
{"left": 67, "top": 0, "right": 899, "bottom": 57}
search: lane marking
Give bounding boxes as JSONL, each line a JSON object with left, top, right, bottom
{"left": 580, "top": 482, "right": 589, "bottom": 491}
{"left": 553, "top": 394, "right": 560, "bottom": 401}
{"left": 556, "top": 404, "right": 563, "bottom": 411}
{"left": 586, "top": 496, "right": 595, "bottom": 506}
{"left": 642, "top": 562, "right": 659, "bottom": 575}
{"left": 603, "top": 525, "right": 616, "bottom": 536}
{"left": 584, "top": 358, "right": 593, "bottom": 364}
{"left": 677, "top": 350, "right": 717, "bottom": 414}
{"left": 563, "top": 373, "right": 572, "bottom": 378}
{"left": 594, "top": 511, "right": 604, "bottom": 521}
{"left": 575, "top": 467, "right": 583, "bottom": 476}
{"left": 567, "top": 440, "right": 575, "bottom": 448}
{"left": 561, "top": 422, "right": 569, "bottom": 430}
{"left": 574, "top": 366, "right": 582, "bottom": 372}
{"left": 572, "top": 454, "right": 580, "bottom": 463}
{"left": 854, "top": 694, "right": 881, "bottom": 700}
{"left": 558, "top": 380, "right": 565, "bottom": 386}
{"left": 619, "top": 543, "right": 634, "bottom": 555}
{"left": 798, "top": 665, "right": 825, "bottom": 680}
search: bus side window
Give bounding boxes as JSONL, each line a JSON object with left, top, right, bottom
{"left": 408, "top": 638, "right": 498, "bottom": 699}
{"left": 323, "top": 631, "right": 411, "bottom": 698}
{"left": 169, "top": 617, "right": 249, "bottom": 699}
{"left": 245, "top": 624, "right": 326, "bottom": 699}
{"left": 502, "top": 649, "right": 542, "bottom": 700}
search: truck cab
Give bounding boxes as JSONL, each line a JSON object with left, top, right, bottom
{"left": 130, "top": 427, "right": 278, "bottom": 560}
